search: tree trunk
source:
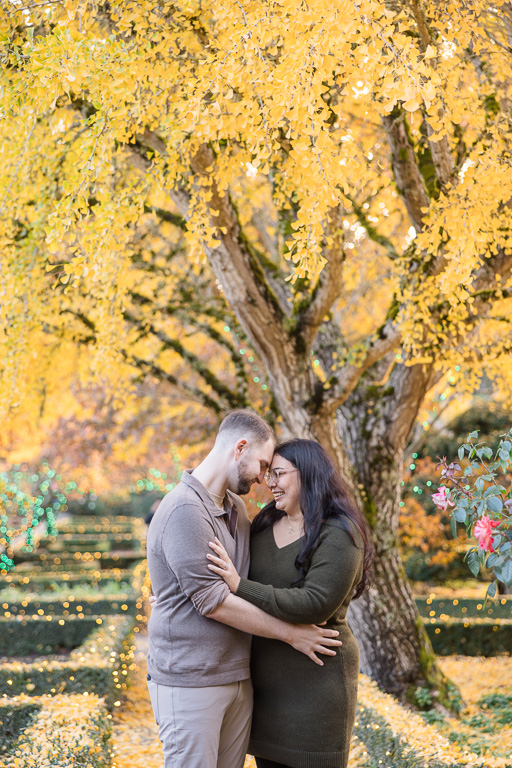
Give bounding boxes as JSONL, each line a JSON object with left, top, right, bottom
{"left": 337, "top": 361, "right": 452, "bottom": 704}
{"left": 270, "top": 357, "right": 453, "bottom": 705}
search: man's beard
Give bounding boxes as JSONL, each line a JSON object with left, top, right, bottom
{"left": 233, "top": 458, "right": 253, "bottom": 496}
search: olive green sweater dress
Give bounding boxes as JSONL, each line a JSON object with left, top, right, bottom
{"left": 235, "top": 520, "right": 363, "bottom": 768}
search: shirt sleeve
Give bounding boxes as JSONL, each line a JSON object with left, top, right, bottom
{"left": 235, "top": 526, "right": 363, "bottom": 624}
{"left": 162, "top": 502, "right": 230, "bottom": 616}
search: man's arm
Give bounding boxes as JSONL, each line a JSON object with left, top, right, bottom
{"left": 206, "top": 593, "right": 341, "bottom": 666}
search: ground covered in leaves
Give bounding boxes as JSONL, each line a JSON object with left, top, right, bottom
{"left": 111, "top": 632, "right": 368, "bottom": 768}
{"left": 437, "top": 656, "right": 512, "bottom": 765}
{"left": 112, "top": 633, "right": 511, "bottom": 768}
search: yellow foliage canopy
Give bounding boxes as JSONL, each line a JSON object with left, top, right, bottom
{"left": 1, "top": 0, "right": 512, "bottom": 429}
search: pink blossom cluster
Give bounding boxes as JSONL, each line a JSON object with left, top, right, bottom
{"left": 473, "top": 516, "right": 500, "bottom": 553}
{"left": 431, "top": 486, "right": 454, "bottom": 512}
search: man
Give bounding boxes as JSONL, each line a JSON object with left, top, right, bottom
{"left": 147, "top": 410, "right": 340, "bottom": 768}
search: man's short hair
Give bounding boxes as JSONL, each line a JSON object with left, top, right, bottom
{"left": 216, "top": 409, "right": 275, "bottom": 446}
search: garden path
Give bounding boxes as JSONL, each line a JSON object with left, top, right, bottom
{"left": 112, "top": 630, "right": 367, "bottom": 768}
{"left": 112, "top": 631, "right": 258, "bottom": 768}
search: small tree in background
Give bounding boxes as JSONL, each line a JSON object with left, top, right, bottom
{"left": 0, "top": 462, "right": 68, "bottom": 572}
{"left": 434, "top": 430, "right": 512, "bottom": 596}
{"left": 401, "top": 405, "right": 512, "bottom": 584}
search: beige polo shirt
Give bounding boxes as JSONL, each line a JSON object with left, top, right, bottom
{"left": 146, "top": 470, "right": 251, "bottom": 687}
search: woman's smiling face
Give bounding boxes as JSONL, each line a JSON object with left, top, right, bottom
{"left": 267, "top": 454, "right": 302, "bottom": 516}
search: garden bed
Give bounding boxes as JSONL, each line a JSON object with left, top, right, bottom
{"left": 0, "top": 614, "right": 136, "bottom": 705}
{"left": 13, "top": 550, "right": 145, "bottom": 569}
{"left": 0, "top": 614, "right": 102, "bottom": 656}
{"left": 356, "top": 675, "right": 484, "bottom": 767}
{"left": 2, "top": 594, "right": 139, "bottom": 617}
{"left": 0, "top": 693, "right": 112, "bottom": 767}
{"left": 425, "top": 618, "right": 512, "bottom": 656}
{"left": 416, "top": 596, "right": 512, "bottom": 621}
{"left": 0, "top": 518, "right": 148, "bottom": 765}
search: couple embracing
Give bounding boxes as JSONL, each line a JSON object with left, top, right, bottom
{"left": 146, "top": 409, "right": 373, "bottom": 768}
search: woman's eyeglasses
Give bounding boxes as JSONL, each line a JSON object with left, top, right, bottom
{"left": 264, "top": 468, "right": 299, "bottom": 485}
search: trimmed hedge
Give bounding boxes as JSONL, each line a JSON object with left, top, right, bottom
{"left": 0, "top": 614, "right": 136, "bottom": 706}
{"left": 59, "top": 522, "right": 141, "bottom": 534}
{"left": 2, "top": 594, "right": 139, "bottom": 617}
{"left": 425, "top": 618, "right": 512, "bottom": 656}
{"left": 47, "top": 537, "right": 143, "bottom": 553}
{"left": 0, "top": 698, "right": 40, "bottom": 753}
{"left": 0, "top": 615, "right": 99, "bottom": 656}
{"left": 0, "top": 563, "right": 142, "bottom": 598}
{"left": 61, "top": 514, "right": 141, "bottom": 525}
{"left": 1, "top": 694, "right": 111, "bottom": 767}
{"left": 0, "top": 573, "right": 135, "bottom": 596}
{"left": 14, "top": 551, "right": 144, "bottom": 569}
{"left": 415, "top": 596, "right": 512, "bottom": 620}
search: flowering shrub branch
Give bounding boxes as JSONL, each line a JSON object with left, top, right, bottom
{"left": 434, "top": 429, "right": 512, "bottom": 598}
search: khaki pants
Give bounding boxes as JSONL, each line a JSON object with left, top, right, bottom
{"left": 147, "top": 677, "right": 253, "bottom": 768}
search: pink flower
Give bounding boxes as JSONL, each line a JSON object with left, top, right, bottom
{"left": 473, "top": 516, "right": 500, "bottom": 553}
{"left": 432, "top": 486, "right": 454, "bottom": 511}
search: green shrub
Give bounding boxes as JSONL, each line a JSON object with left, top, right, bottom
{"left": 415, "top": 597, "right": 512, "bottom": 620}
{"left": 0, "top": 615, "right": 136, "bottom": 707}
{"left": 0, "top": 616, "right": 98, "bottom": 656}
{"left": 425, "top": 618, "right": 512, "bottom": 656}
{"left": 421, "top": 709, "right": 445, "bottom": 725}
{"left": 477, "top": 692, "right": 512, "bottom": 708}
{"left": 0, "top": 699, "right": 40, "bottom": 753}
{"left": 2, "top": 595, "right": 138, "bottom": 617}
{"left": 3, "top": 694, "right": 112, "bottom": 767}
{"left": 474, "top": 692, "right": 512, "bottom": 726}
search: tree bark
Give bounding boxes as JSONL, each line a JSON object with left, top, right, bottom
{"left": 338, "top": 360, "right": 451, "bottom": 701}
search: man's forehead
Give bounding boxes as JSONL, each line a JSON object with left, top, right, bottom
{"left": 256, "top": 438, "right": 275, "bottom": 464}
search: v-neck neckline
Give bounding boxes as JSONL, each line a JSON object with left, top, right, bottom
{"left": 272, "top": 525, "right": 305, "bottom": 551}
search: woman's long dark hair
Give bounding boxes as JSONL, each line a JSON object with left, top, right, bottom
{"left": 251, "top": 439, "right": 374, "bottom": 599}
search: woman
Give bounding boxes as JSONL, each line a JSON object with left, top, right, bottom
{"left": 207, "top": 438, "right": 373, "bottom": 768}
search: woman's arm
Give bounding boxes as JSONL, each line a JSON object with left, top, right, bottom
{"left": 209, "top": 527, "right": 363, "bottom": 624}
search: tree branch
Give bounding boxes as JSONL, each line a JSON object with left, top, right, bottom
{"left": 293, "top": 204, "right": 347, "bottom": 354}
{"left": 144, "top": 204, "right": 187, "bottom": 231}
{"left": 123, "top": 310, "right": 248, "bottom": 410}
{"left": 346, "top": 195, "right": 400, "bottom": 259}
{"left": 405, "top": 1, "right": 455, "bottom": 190}
{"left": 382, "top": 107, "right": 430, "bottom": 232}
{"left": 321, "top": 321, "right": 402, "bottom": 414}
{"left": 127, "top": 355, "right": 225, "bottom": 414}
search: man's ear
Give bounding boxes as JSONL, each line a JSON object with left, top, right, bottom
{"left": 234, "top": 439, "right": 247, "bottom": 460}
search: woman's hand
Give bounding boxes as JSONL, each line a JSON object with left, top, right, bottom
{"left": 288, "top": 624, "right": 342, "bottom": 665}
{"left": 149, "top": 595, "right": 157, "bottom": 608}
{"left": 207, "top": 537, "right": 241, "bottom": 593}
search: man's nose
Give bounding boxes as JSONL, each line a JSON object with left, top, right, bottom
{"left": 255, "top": 470, "right": 265, "bottom": 484}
